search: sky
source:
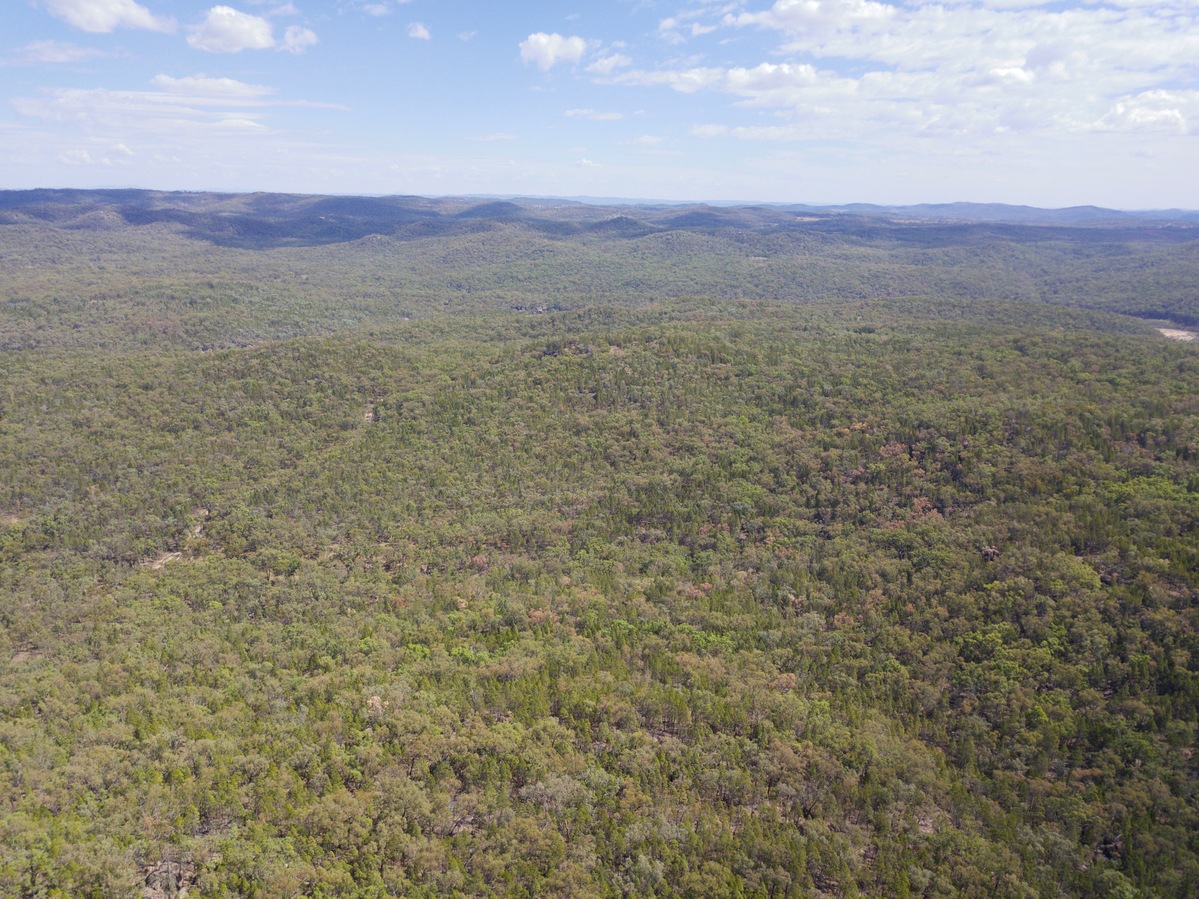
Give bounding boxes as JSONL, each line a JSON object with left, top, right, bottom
{"left": 1, "top": 0, "right": 1197, "bottom": 208}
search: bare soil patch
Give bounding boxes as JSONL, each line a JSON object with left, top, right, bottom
{"left": 145, "top": 551, "right": 182, "bottom": 570}
{"left": 1157, "top": 328, "right": 1197, "bottom": 341}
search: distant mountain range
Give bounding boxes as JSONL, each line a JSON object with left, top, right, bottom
{"left": 1, "top": 189, "right": 1197, "bottom": 251}
{"left": 487, "top": 195, "right": 1199, "bottom": 227}
{"left": 783, "top": 202, "right": 1199, "bottom": 226}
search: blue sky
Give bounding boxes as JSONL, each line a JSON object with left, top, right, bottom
{"left": 2, "top": 0, "right": 1197, "bottom": 207}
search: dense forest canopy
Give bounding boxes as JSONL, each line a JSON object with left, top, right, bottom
{"left": 0, "top": 191, "right": 1196, "bottom": 897}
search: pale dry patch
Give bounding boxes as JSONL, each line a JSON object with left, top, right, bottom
{"left": 145, "top": 551, "right": 182, "bottom": 570}
{"left": 1157, "top": 328, "right": 1197, "bottom": 341}
{"left": 141, "top": 511, "right": 207, "bottom": 570}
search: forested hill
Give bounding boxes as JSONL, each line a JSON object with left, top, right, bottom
{"left": 1, "top": 190, "right": 1198, "bottom": 354}
{"left": 0, "top": 189, "right": 1196, "bottom": 896}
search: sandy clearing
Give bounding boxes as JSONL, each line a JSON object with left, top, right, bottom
{"left": 1157, "top": 328, "right": 1197, "bottom": 341}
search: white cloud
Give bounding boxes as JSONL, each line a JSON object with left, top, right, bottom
{"left": 605, "top": 0, "right": 1199, "bottom": 150}
{"left": 470, "top": 132, "right": 518, "bottom": 142}
{"left": 587, "top": 53, "right": 632, "bottom": 75}
{"left": 188, "top": 6, "right": 275, "bottom": 52}
{"left": 354, "top": 0, "right": 413, "bottom": 14}
{"left": 519, "top": 32, "right": 587, "bottom": 70}
{"left": 12, "top": 74, "right": 292, "bottom": 138}
{"left": 577, "top": 158, "right": 600, "bottom": 167}
{"left": 6, "top": 71, "right": 362, "bottom": 190}
{"left": 728, "top": 0, "right": 896, "bottom": 35}
{"left": 1095, "top": 90, "right": 1197, "bottom": 134}
{"left": 41, "top": 0, "right": 174, "bottom": 33}
{"left": 565, "top": 108, "right": 623, "bottom": 121}
{"left": 13, "top": 85, "right": 270, "bottom": 133}
{"left": 658, "top": 17, "right": 685, "bottom": 44}
{"left": 282, "top": 25, "right": 318, "bottom": 53}
{"left": 618, "top": 66, "right": 726, "bottom": 95}
{"left": 211, "top": 117, "right": 266, "bottom": 131}
{"left": 408, "top": 22, "right": 431, "bottom": 40}
{"left": 459, "top": 30, "right": 478, "bottom": 42}
{"left": 151, "top": 74, "right": 276, "bottom": 100}
{"left": 658, "top": 16, "right": 719, "bottom": 44}
{"left": 59, "top": 148, "right": 92, "bottom": 164}
{"left": 186, "top": 6, "right": 316, "bottom": 53}
{"left": 692, "top": 123, "right": 806, "bottom": 141}
{"left": 632, "top": 134, "right": 662, "bottom": 146}
{"left": 982, "top": 67, "right": 1036, "bottom": 87}
{"left": 48, "top": 139, "right": 134, "bottom": 168}
{"left": 6, "top": 40, "right": 110, "bottom": 65}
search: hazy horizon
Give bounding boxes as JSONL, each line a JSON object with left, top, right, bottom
{"left": 7, "top": 185, "right": 1199, "bottom": 216}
